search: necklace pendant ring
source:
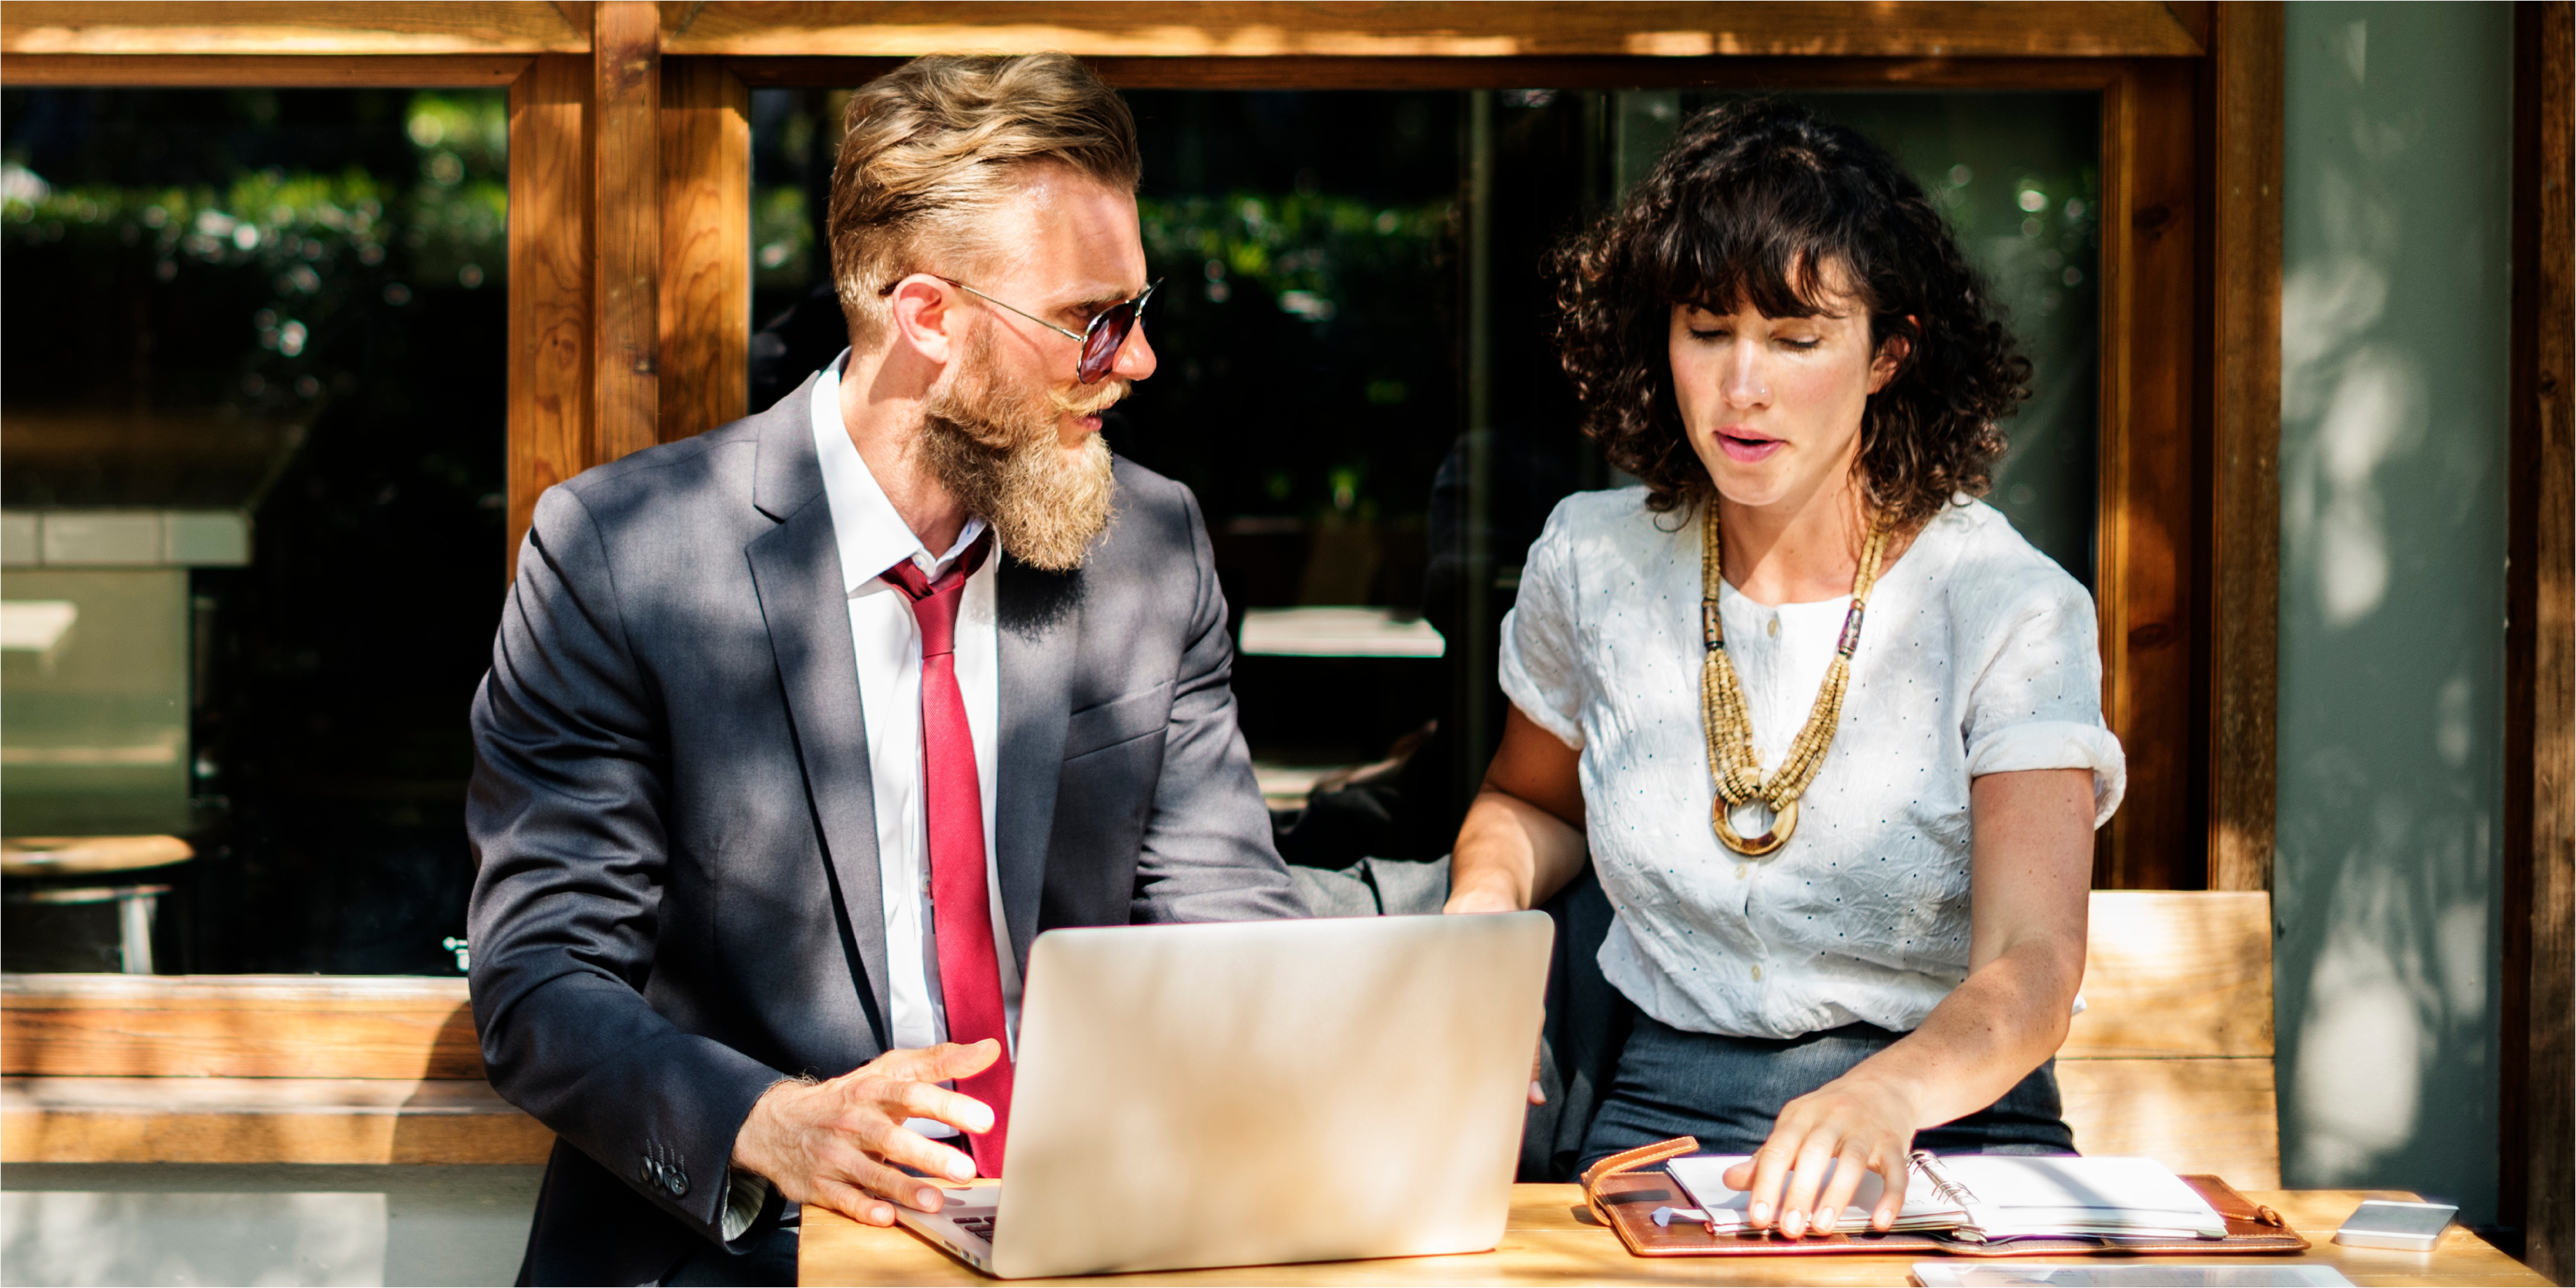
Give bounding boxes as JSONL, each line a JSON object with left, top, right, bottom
{"left": 1713, "top": 796, "right": 1797, "bottom": 857}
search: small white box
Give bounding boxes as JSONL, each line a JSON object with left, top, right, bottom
{"left": 2331, "top": 1198, "right": 2456, "bottom": 1252}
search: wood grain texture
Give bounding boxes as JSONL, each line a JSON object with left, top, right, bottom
{"left": 659, "top": 57, "right": 751, "bottom": 443}
{"left": 0, "top": 2, "right": 589, "bottom": 55}
{"left": 2093, "top": 61, "right": 2203, "bottom": 891}
{"left": 594, "top": 1, "right": 663, "bottom": 463}
{"left": 0, "top": 53, "right": 530, "bottom": 85}
{"left": 0, "top": 975, "right": 483, "bottom": 1079}
{"left": 2055, "top": 1057, "right": 2279, "bottom": 1186}
{"left": 661, "top": 2, "right": 2203, "bottom": 59}
{"left": 507, "top": 53, "right": 594, "bottom": 577}
{"left": 2064, "top": 891, "right": 2272, "bottom": 1058}
{"left": 0, "top": 1077, "right": 551, "bottom": 1164}
{"left": 2505, "top": 3, "right": 2576, "bottom": 1280}
{"left": 735, "top": 54, "right": 2139, "bottom": 91}
{"left": 2205, "top": 3, "right": 2282, "bottom": 896}
{"left": 798, "top": 1186, "right": 2544, "bottom": 1287}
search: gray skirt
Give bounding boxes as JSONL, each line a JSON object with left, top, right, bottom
{"left": 1577, "top": 1005, "right": 2076, "bottom": 1175}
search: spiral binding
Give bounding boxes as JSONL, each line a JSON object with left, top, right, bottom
{"left": 1908, "top": 1150, "right": 1984, "bottom": 1212}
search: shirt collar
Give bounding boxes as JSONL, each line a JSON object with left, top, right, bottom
{"left": 810, "top": 350, "right": 990, "bottom": 596}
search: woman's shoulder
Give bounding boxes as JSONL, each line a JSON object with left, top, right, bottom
{"left": 1914, "top": 498, "right": 2095, "bottom": 624}
{"left": 1527, "top": 485, "right": 1688, "bottom": 570}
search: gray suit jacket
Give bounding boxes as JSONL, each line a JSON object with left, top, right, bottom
{"left": 465, "top": 374, "right": 1305, "bottom": 1284}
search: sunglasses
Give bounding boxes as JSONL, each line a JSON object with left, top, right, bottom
{"left": 904, "top": 275, "right": 1162, "bottom": 385}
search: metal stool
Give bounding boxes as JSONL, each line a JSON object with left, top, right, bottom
{"left": 1, "top": 836, "right": 193, "bottom": 974}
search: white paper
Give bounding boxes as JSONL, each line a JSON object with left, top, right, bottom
{"left": 1665, "top": 1154, "right": 2227, "bottom": 1240}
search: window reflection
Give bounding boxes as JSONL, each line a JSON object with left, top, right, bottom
{"left": 1, "top": 88, "right": 508, "bottom": 974}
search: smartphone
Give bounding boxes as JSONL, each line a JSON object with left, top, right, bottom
{"left": 2330, "top": 1199, "right": 2457, "bottom": 1252}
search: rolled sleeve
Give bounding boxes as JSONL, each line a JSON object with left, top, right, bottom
{"left": 1966, "top": 719, "right": 2127, "bottom": 826}
{"left": 1497, "top": 504, "right": 1587, "bottom": 750}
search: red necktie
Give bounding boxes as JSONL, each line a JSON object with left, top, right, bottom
{"left": 880, "top": 531, "right": 1013, "bottom": 1177}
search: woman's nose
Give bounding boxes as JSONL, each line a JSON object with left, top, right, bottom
{"left": 1721, "top": 347, "right": 1769, "bottom": 408}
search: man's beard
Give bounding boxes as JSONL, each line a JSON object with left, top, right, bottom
{"left": 917, "top": 330, "right": 1120, "bottom": 572}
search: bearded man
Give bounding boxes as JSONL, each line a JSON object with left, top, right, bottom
{"left": 464, "top": 53, "right": 1307, "bottom": 1286}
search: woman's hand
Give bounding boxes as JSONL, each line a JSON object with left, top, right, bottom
{"left": 1722, "top": 1071, "right": 1920, "bottom": 1235}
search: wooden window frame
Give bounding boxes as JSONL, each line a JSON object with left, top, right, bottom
{"left": 0, "top": 0, "right": 2348, "bottom": 1193}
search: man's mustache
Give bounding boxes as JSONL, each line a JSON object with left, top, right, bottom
{"left": 1049, "top": 377, "right": 1131, "bottom": 417}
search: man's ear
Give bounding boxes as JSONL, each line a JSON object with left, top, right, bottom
{"left": 886, "top": 275, "right": 959, "bottom": 368}
{"left": 1868, "top": 317, "right": 1916, "bottom": 395}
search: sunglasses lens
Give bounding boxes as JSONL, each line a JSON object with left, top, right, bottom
{"left": 1078, "top": 302, "right": 1137, "bottom": 384}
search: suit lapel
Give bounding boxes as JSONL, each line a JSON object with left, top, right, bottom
{"left": 746, "top": 388, "right": 894, "bottom": 1046}
{"left": 994, "top": 557, "right": 1079, "bottom": 966}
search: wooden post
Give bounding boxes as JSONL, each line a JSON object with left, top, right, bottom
{"left": 2506, "top": 2, "right": 2575, "bottom": 1277}
{"left": 2094, "top": 60, "right": 2203, "bottom": 890}
{"left": 592, "top": 0, "right": 660, "bottom": 462}
{"left": 2207, "top": 3, "right": 2283, "bottom": 896}
{"left": 659, "top": 57, "right": 750, "bottom": 443}
{"left": 505, "top": 50, "right": 594, "bottom": 576}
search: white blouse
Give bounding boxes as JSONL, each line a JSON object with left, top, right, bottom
{"left": 1499, "top": 489, "right": 2124, "bottom": 1040}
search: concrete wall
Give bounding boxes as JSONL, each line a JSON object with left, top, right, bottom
{"left": 2274, "top": 1, "right": 2516, "bottom": 1224}
{"left": 0, "top": 1166, "right": 539, "bottom": 1287}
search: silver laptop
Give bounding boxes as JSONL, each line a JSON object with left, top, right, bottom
{"left": 895, "top": 911, "right": 1552, "bottom": 1278}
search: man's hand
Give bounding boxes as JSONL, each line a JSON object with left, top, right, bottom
{"left": 1720, "top": 1072, "right": 1919, "bottom": 1237}
{"left": 731, "top": 1040, "right": 1001, "bottom": 1227}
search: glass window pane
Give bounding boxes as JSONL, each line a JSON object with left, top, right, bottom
{"left": 1, "top": 87, "right": 508, "bottom": 974}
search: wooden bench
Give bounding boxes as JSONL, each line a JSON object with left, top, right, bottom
{"left": 0, "top": 891, "right": 2278, "bottom": 1176}
{"left": 2059, "top": 890, "right": 2281, "bottom": 1187}
{"left": 0, "top": 973, "right": 551, "bottom": 1163}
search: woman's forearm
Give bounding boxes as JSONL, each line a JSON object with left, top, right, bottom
{"left": 1445, "top": 788, "right": 1588, "bottom": 913}
{"left": 1837, "top": 935, "right": 2083, "bottom": 1131}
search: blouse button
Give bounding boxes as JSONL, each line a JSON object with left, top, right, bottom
{"left": 1751, "top": 964, "right": 1765, "bottom": 982}
{"left": 1766, "top": 616, "right": 1779, "bottom": 638}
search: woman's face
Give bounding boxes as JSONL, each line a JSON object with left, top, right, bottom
{"left": 1667, "top": 287, "right": 1904, "bottom": 515}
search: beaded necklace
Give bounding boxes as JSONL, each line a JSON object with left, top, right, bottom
{"left": 1699, "top": 499, "right": 1894, "bottom": 856}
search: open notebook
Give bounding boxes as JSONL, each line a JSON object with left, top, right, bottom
{"left": 1665, "top": 1153, "right": 2230, "bottom": 1243}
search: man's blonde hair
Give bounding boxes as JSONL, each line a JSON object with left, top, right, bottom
{"left": 827, "top": 53, "right": 1141, "bottom": 347}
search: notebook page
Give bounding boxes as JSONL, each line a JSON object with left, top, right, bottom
{"left": 1935, "top": 1156, "right": 2227, "bottom": 1237}
{"left": 1664, "top": 1155, "right": 1967, "bottom": 1231}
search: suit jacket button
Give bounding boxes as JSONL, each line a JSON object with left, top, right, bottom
{"left": 666, "top": 1169, "right": 688, "bottom": 1197}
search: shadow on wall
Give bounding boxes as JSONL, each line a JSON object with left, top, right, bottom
{"left": 2274, "top": 3, "right": 2511, "bottom": 1221}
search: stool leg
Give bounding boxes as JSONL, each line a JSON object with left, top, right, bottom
{"left": 117, "top": 890, "right": 156, "bottom": 975}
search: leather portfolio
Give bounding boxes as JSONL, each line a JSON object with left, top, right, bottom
{"left": 1579, "top": 1137, "right": 2312, "bottom": 1259}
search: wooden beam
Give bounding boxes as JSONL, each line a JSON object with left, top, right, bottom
{"left": 2095, "top": 60, "right": 2204, "bottom": 890}
{"left": 735, "top": 54, "right": 2139, "bottom": 92}
{"left": 507, "top": 53, "right": 595, "bottom": 576}
{"left": 0, "top": 975, "right": 484, "bottom": 1080}
{"left": 661, "top": 2, "right": 2204, "bottom": 60}
{"left": 2506, "top": 2, "right": 2576, "bottom": 1279}
{"left": 0, "top": 2, "right": 589, "bottom": 56}
{"left": 594, "top": 1, "right": 663, "bottom": 463}
{"left": 659, "top": 57, "right": 752, "bottom": 443}
{"left": 0, "top": 53, "right": 530, "bottom": 85}
{"left": 2205, "top": 3, "right": 2282, "bottom": 895}
{"left": 1, "top": 1076, "right": 551, "bottom": 1164}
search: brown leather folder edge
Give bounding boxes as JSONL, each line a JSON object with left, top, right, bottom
{"left": 1578, "top": 1136, "right": 2311, "bottom": 1259}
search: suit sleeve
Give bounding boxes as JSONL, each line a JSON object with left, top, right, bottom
{"left": 466, "top": 485, "right": 787, "bottom": 1248}
{"left": 1128, "top": 484, "right": 1311, "bottom": 922}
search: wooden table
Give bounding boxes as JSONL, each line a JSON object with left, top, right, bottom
{"left": 802, "top": 1184, "right": 2546, "bottom": 1286}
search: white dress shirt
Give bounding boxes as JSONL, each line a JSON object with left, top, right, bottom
{"left": 811, "top": 354, "right": 1024, "bottom": 1126}
{"left": 1499, "top": 489, "right": 2124, "bottom": 1041}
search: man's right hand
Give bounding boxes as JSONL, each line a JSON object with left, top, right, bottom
{"left": 730, "top": 1040, "right": 1001, "bottom": 1227}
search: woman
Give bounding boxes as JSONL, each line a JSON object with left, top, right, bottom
{"left": 1445, "top": 100, "right": 2122, "bottom": 1238}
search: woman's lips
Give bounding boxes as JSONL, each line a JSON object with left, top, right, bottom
{"left": 1717, "top": 430, "right": 1784, "bottom": 463}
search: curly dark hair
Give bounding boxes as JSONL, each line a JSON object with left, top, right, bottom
{"left": 1552, "top": 99, "right": 2029, "bottom": 526}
